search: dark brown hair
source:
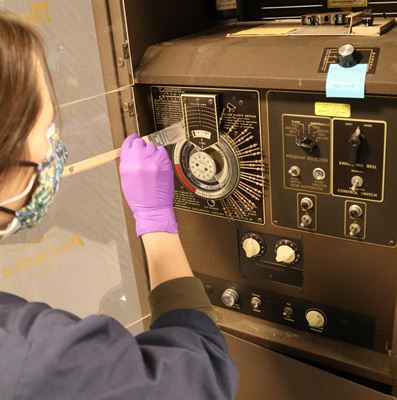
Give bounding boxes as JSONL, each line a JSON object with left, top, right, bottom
{"left": 0, "top": 12, "right": 55, "bottom": 178}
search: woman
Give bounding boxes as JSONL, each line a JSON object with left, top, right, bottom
{"left": 0, "top": 12, "right": 237, "bottom": 399}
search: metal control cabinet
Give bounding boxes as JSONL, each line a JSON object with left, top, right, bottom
{"left": 123, "top": 0, "right": 397, "bottom": 397}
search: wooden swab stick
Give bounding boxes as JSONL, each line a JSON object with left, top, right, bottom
{"left": 62, "top": 121, "right": 186, "bottom": 177}
{"left": 62, "top": 148, "right": 122, "bottom": 177}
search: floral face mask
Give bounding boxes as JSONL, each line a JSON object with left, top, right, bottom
{"left": 0, "top": 124, "right": 68, "bottom": 240}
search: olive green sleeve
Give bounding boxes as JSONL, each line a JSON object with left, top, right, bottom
{"left": 149, "top": 276, "right": 215, "bottom": 324}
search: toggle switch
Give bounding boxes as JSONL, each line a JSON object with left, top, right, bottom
{"left": 250, "top": 296, "right": 262, "bottom": 310}
{"left": 288, "top": 165, "right": 301, "bottom": 177}
{"left": 349, "top": 222, "right": 361, "bottom": 237}
{"left": 300, "top": 214, "right": 312, "bottom": 228}
{"left": 282, "top": 306, "right": 294, "bottom": 319}
{"left": 350, "top": 175, "right": 364, "bottom": 193}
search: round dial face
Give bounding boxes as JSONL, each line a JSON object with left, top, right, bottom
{"left": 173, "top": 135, "right": 240, "bottom": 200}
{"left": 189, "top": 152, "right": 217, "bottom": 182}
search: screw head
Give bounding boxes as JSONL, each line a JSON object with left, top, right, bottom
{"left": 117, "top": 57, "right": 125, "bottom": 67}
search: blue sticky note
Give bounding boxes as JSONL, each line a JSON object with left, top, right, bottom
{"left": 326, "top": 63, "right": 368, "bottom": 99}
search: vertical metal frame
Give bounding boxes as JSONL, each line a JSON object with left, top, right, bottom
{"left": 392, "top": 297, "right": 397, "bottom": 396}
{"left": 90, "top": 0, "right": 150, "bottom": 328}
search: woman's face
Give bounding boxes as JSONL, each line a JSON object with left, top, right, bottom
{"left": 0, "top": 58, "right": 54, "bottom": 229}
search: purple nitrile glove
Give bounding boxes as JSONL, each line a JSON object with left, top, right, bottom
{"left": 119, "top": 134, "right": 178, "bottom": 237}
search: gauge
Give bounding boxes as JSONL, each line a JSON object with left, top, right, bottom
{"left": 173, "top": 135, "right": 240, "bottom": 200}
{"left": 189, "top": 151, "right": 217, "bottom": 182}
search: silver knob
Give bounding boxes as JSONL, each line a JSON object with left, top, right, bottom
{"left": 349, "top": 223, "right": 361, "bottom": 237}
{"left": 337, "top": 44, "right": 360, "bottom": 68}
{"left": 300, "top": 197, "right": 314, "bottom": 211}
{"left": 221, "top": 288, "right": 239, "bottom": 307}
{"left": 349, "top": 204, "right": 363, "bottom": 219}
{"left": 313, "top": 168, "right": 326, "bottom": 181}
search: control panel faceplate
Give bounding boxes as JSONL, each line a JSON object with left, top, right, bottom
{"left": 239, "top": 230, "right": 304, "bottom": 287}
{"left": 197, "top": 273, "right": 375, "bottom": 350}
{"left": 151, "top": 86, "right": 265, "bottom": 224}
{"left": 268, "top": 91, "right": 397, "bottom": 246}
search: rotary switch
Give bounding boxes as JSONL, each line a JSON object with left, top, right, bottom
{"left": 274, "top": 239, "right": 300, "bottom": 265}
{"left": 296, "top": 135, "right": 316, "bottom": 152}
{"left": 337, "top": 44, "right": 361, "bottom": 68}
{"left": 305, "top": 309, "right": 326, "bottom": 329}
{"left": 241, "top": 233, "right": 265, "bottom": 258}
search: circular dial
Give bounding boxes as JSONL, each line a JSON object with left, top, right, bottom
{"left": 241, "top": 233, "right": 265, "bottom": 258}
{"left": 189, "top": 151, "right": 216, "bottom": 182}
{"left": 173, "top": 135, "right": 240, "bottom": 200}
{"left": 305, "top": 309, "right": 326, "bottom": 329}
{"left": 274, "top": 240, "right": 300, "bottom": 265}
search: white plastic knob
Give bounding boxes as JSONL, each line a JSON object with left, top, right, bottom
{"left": 306, "top": 310, "right": 326, "bottom": 329}
{"left": 275, "top": 245, "right": 296, "bottom": 264}
{"left": 242, "top": 238, "right": 261, "bottom": 258}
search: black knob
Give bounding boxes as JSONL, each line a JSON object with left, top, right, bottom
{"left": 337, "top": 44, "right": 361, "bottom": 68}
{"left": 362, "top": 9, "right": 374, "bottom": 26}
{"left": 296, "top": 136, "right": 316, "bottom": 152}
{"left": 348, "top": 127, "right": 363, "bottom": 165}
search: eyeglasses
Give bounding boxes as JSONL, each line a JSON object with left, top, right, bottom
{"left": 0, "top": 162, "right": 39, "bottom": 216}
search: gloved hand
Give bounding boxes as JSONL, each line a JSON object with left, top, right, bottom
{"left": 120, "top": 134, "right": 178, "bottom": 236}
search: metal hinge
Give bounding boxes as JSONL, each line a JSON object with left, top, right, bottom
{"left": 117, "top": 41, "right": 130, "bottom": 67}
{"left": 122, "top": 101, "right": 135, "bottom": 117}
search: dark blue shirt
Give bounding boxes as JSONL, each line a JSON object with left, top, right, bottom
{"left": 0, "top": 292, "right": 238, "bottom": 399}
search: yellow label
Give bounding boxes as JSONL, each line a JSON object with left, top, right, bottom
{"left": 1, "top": 233, "right": 84, "bottom": 280}
{"left": 327, "top": 0, "right": 367, "bottom": 8}
{"left": 216, "top": 0, "right": 236, "bottom": 11}
{"left": 315, "top": 102, "right": 351, "bottom": 118}
{"left": 20, "top": 2, "right": 52, "bottom": 26}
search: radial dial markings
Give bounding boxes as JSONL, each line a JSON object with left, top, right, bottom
{"left": 173, "top": 93, "right": 264, "bottom": 221}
